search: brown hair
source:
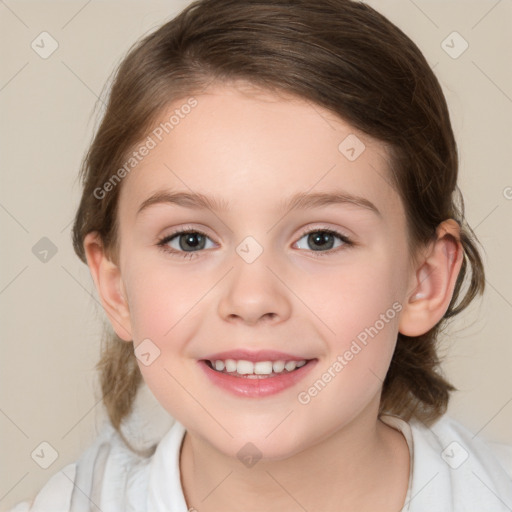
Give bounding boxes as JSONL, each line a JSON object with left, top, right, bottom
{"left": 72, "top": 0, "right": 485, "bottom": 454}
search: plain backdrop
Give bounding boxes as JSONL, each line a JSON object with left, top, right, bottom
{"left": 1, "top": 0, "right": 511, "bottom": 509}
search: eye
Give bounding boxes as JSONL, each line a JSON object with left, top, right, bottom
{"left": 294, "top": 228, "right": 353, "bottom": 256}
{"left": 156, "top": 226, "right": 353, "bottom": 260}
{"left": 157, "top": 228, "right": 216, "bottom": 259}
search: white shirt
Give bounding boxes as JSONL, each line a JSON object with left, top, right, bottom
{"left": 9, "top": 413, "right": 512, "bottom": 512}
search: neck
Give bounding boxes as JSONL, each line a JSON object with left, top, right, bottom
{"left": 179, "top": 397, "right": 410, "bottom": 512}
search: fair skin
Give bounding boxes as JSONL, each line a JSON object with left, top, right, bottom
{"left": 84, "top": 82, "right": 463, "bottom": 512}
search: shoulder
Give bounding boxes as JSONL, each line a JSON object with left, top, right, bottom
{"left": 8, "top": 385, "right": 176, "bottom": 512}
{"left": 416, "top": 414, "right": 512, "bottom": 477}
{"left": 407, "top": 414, "right": 512, "bottom": 511}
{"left": 7, "top": 421, "right": 152, "bottom": 512}
{"left": 7, "top": 463, "right": 76, "bottom": 512}
{"left": 428, "top": 414, "right": 512, "bottom": 478}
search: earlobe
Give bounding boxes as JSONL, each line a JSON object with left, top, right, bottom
{"left": 83, "top": 232, "right": 132, "bottom": 342}
{"left": 399, "top": 219, "right": 464, "bottom": 337}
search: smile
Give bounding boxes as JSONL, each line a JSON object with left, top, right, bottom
{"left": 206, "top": 358, "right": 308, "bottom": 377}
{"left": 198, "top": 358, "right": 318, "bottom": 398}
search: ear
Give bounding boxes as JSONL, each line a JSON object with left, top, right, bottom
{"left": 399, "top": 219, "right": 464, "bottom": 337}
{"left": 83, "top": 232, "right": 132, "bottom": 342}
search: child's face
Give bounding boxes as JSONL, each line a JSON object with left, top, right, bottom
{"left": 115, "top": 82, "right": 415, "bottom": 459}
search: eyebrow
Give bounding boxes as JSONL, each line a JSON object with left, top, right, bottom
{"left": 136, "top": 190, "right": 381, "bottom": 217}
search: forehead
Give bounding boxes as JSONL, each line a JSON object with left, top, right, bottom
{"left": 118, "top": 82, "right": 401, "bottom": 220}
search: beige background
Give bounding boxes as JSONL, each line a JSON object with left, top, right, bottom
{"left": 1, "top": 0, "right": 511, "bottom": 509}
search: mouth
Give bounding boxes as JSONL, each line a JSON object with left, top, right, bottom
{"left": 198, "top": 357, "right": 318, "bottom": 398}
{"left": 202, "top": 358, "right": 316, "bottom": 378}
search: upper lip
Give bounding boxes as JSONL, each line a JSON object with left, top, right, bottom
{"left": 201, "top": 349, "right": 314, "bottom": 363}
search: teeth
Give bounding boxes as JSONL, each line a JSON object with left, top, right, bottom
{"left": 285, "top": 361, "right": 297, "bottom": 372}
{"left": 209, "top": 358, "right": 308, "bottom": 376}
{"left": 225, "top": 359, "right": 237, "bottom": 372}
{"left": 254, "top": 361, "right": 273, "bottom": 374}
{"left": 272, "top": 360, "right": 285, "bottom": 373}
{"left": 237, "top": 360, "right": 254, "bottom": 374}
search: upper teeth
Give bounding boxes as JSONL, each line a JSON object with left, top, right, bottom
{"left": 212, "top": 359, "right": 307, "bottom": 375}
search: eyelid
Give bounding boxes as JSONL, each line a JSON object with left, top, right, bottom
{"left": 159, "top": 224, "right": 217, "bottom": 241}
{"left": 296, "top": 223, "right": 353, "bottom": 241}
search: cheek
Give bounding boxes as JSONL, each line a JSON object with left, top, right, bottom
{"left": 121, "top": 260, "right": 202, "bottom": 412}
{"left": 120, "top": 255, "right": 213, "bottom": 399}
{"left": 122, "top": 256, "right": 209, "bottom": 342}
{"left": 297, "top": 266, "right": 402, "bottom": 421}
{"left": 309, "top": 250, "right": 403, "bottom": 336}
{"left": 317, "top": 253, "right": 404, "bottom": 377}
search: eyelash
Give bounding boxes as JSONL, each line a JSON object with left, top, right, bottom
{"left": 156, "top": 226, "right": 354, "bottom": 260}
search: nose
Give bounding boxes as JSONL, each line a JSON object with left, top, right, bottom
{"left": 217, "top": 252, "right": 292, "bottom": 326}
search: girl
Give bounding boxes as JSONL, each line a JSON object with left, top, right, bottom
{"left": 10, "top": 0, "right": 512, "bottom": 510}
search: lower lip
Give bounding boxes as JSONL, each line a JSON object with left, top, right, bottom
{"left": 198, "top": 359, "right": 318, "bottom": 398}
